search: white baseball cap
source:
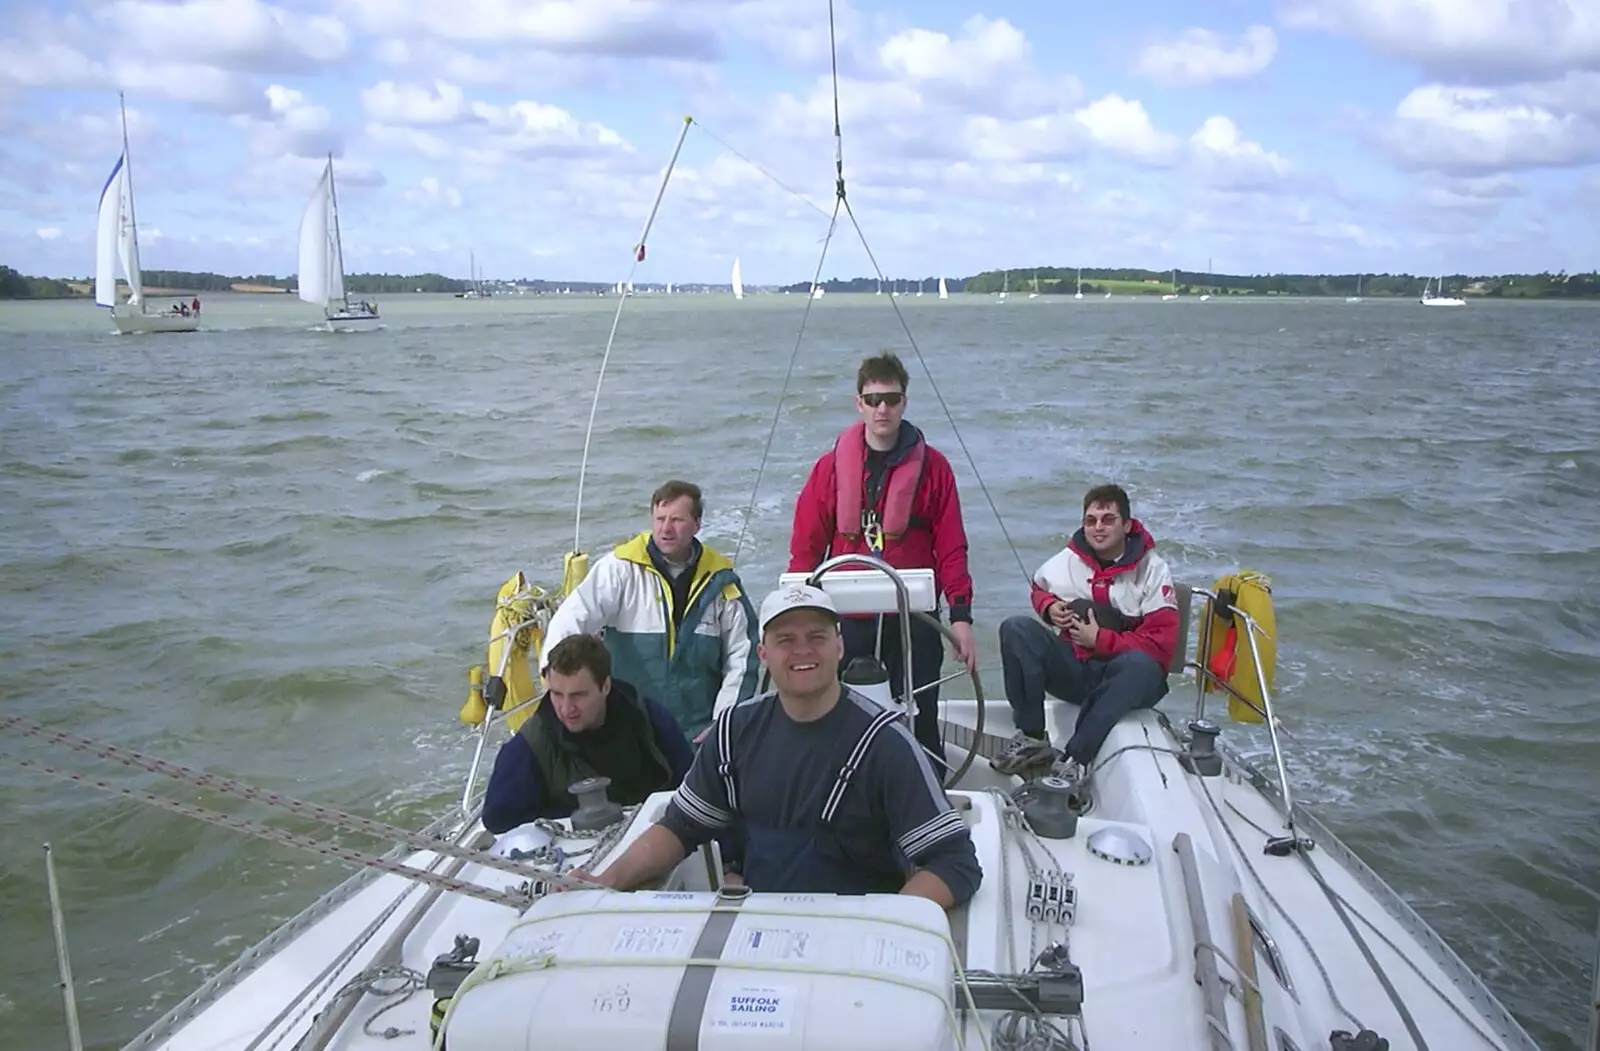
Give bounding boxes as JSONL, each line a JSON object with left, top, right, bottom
{"left": 759, "top": 583, "right": 839, "bottom": 633}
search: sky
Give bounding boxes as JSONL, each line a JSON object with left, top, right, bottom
{"left": 1, "top": 0, "right": 1597, "bottom": 285}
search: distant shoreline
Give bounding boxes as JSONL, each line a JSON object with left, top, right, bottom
{"left": 6, "top": 264, "right": 1600, "bottom": 301}
{"left": 56, "top": 281, "right": 293, "bottom": 297}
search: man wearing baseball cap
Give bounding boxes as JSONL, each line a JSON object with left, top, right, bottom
{"left": 574, "top": 582, "right": 981, "bottom": 908}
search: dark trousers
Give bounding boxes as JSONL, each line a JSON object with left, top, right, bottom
{"left": 998, "top": 615, "right": 1168, "bottom": 764}
{"left": 840, "top": 613, "right": 947, "bottom": 769}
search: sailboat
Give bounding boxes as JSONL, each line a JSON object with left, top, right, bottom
{"left": 1161, "top": 267, "right": 1179, "bottom": 300}
{"left": 1028, "top": 272, "right": 1039, "bottom": 299}
{"left": 1074, "top": 267, "right": 1083, "bottom": 300}
{"left": 26, "top": 18, "right": 1549, "bottom": 1051}
{"left": 457, "top": 251, "right": 492, "bottom": 299}
{"left": 1198, "top": 258, "right": 1212, "bottom": 301}
{"left": 937, "top": 276, "right": 948, "bottom": 299}
{"left": 297, "top": 155, "right": 379, "bottom": 332}
{"left": 95, "top": 93, "right": 199, "bottom": 335}
{"left": 1421, "top": 275, "right": 1464, "bottom": 307}
{"left": 730, "top": 256, "right": 744, "bottom": 300}
{"left": 1346, "top": 275, "right": 1363, "bottom": 303}
{"left": 998, "top": 271, "right": 1008, "bottom": 302}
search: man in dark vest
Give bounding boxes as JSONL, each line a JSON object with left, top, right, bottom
{"left": 481, "top": 633, "right": 695, "bottom": 834}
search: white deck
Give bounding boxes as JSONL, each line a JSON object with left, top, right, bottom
{"left": 124, "top": 699, "right": 1537, "bottom": 1051}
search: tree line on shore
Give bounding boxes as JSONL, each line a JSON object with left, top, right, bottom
{"left": 4, "top": 263, "right": 1599, "bottom": 300}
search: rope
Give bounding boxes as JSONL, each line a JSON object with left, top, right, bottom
{"left": 1305, "top": 851, "right": 1430, "bottom": 1050}
{"left": 244, "top": 890, "right": 422, "bottom": 1051}
{"left": 572, "top": 115, "right": 694, "bottom": 555}
{"left": 352, "top": 966, "right": 427, "bottom": 1039}
{"left": 0, "top": 751, "right": 545, "bottom": 908}
{"left": 0, "top": 714, "right": 559, "bottom": 887}
{"left": 1194, "top": 775, "right": 1365, "bottom": 1030}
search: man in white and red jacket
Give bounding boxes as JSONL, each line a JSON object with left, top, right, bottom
{"left": 991, "top": 484, "right": 1178, "bottom": 788}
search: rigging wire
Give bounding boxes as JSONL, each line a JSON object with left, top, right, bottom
{"left": 572, "top": 116, "right": 694, "bottom": 555}
{"left": 687, "top": 119, "right": 835, "bottom": 224}
{"left": 730, "top": 197, "right": 843, "bottom": 566}
{"left": 730, "top": 0, "right": 1031, "bottom": 584}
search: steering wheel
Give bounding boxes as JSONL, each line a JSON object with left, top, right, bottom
{"left": 912, "top": 610, "right": 987, "bottom": 788}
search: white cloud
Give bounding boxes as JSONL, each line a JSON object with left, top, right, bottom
{"left": 358, "top": 79, "right": 636, "bottom": 167}
{"left": 1415, "top": 172, "right": 1524, "bottom": 212}
{"left": 1133, "top": 25, "right": 1277, "bottom": 87}
{"left": 1445, "top": 173, "right": 1524, "bottom": 198}
{"left": 1378, "top": 83, "right": 1600, "bottom": 174}
{"left": 872, "top": 15, "right": 1080, "bottom": 116}
{"left": 0, "top": 0, "right": 347, "bottom": 114}
{"left": 1188, "top": 115, "right": 1293, "bottom": 189}
{"left": 962, "top": 113, "right": 1084, "bottom": 163}
{"left": 35, "top": 227, "right": 61, "bottom": 239}
{"left": 404, "top": 176, "right": 463, "bottom": 207}
{"left": 1281, "top": 0, "right": 1600, "bottom": 84}
{"left": 361, "top": 80, "right": 475, "bottom": 125}
{"left": 224, "top": 153, "right": 383, "bottom": 204}
{"left": 1074, "top": 95, "right": 1181, "bottom": 165}
{"left": 105, "top": 0, "right": 349, "bottom": 72}
{"left": 473, "top": 99, "right": 631, "bottom": 158}
{"left": 365, "top": 122, "right": 453, "bottom": 161}
{"left": 338, "top": 0, "right": 721, "bottom": 58}
{"left": 232, "top": 84, "right": 342, "bottom": 158}
{"left": 878, "top": 16, "right": 1028, "bottom": 92}
{"left": 0, "top": 36, "right": 266, "bottom": 113}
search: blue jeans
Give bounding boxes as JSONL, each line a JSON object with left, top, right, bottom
{"left": 997, "top": 615, "right": 1167, "bottom": 763}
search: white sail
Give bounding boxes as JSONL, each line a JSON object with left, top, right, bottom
{"left": 94, "top": 150, "right": 144, "bottom": 307}
{"left": 94, "top": 156, "right": 126, "bottom": 307}
{"left": 938, "top": 276, "right": 947, "bottom": 299}
{"left": 119, "top": 170, "right": 142, "bottom": 306}
{"left": 731, "top": 257, "right": 744, "bottom": 300}
{"left": 297, "top": 160, "right": 341, "bottom": 308}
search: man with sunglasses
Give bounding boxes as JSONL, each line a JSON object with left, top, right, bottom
{"left": 990, "top": 484, "right": 1178, "bottom": 790}
{"left": 788, "top": 352, "right": 977, "bottom": 774}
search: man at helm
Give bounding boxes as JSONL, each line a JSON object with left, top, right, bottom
{"left": 542, "top": 480, "right": 760, "bottom": 741}
{"left": 787, "top": 352, "right": 978, "bottom": 773}
{"left": 573, "top": 583, "right": 981, "bottom": 908}
{"left": 991, "top": 484, "right": 1178, "bottom": 789}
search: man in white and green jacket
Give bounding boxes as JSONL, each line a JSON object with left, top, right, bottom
{"left": 541, "top": 480, "right": 761, "bottom": 740}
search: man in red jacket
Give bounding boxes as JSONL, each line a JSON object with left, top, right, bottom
{"left": 991, "top": 484, "right": 1178, "bottom": 789}
{"left": 788, "top": 352, "right": 978, "bottom": 772}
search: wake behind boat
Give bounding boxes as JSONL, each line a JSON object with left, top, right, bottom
{"left": 298, "top": 154, "right": 380, "bottom": 332}
{"left": 95, "top": 93, "right": 200, "bottom": 335}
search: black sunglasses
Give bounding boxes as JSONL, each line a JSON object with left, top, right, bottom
{"left": 860, "top": 391, "right": 904, "bottom": 407}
